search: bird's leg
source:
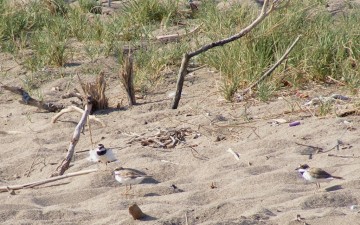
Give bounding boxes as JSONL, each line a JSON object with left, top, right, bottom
{"left": 122, "top": 185, "right": 130, "bottom": 196}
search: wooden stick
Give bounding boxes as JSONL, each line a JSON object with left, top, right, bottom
{"left": 327, "top": 154, "right": 360, "bottom": 159}
{"left": 171, "top": 0, "right": 285, "bottom": 109}
{"left": 0, "top": 169, "right": 97, "bottom": 192}
{"left": 52, "top": 96, "right": 93, "bottom": 176}
{"left": 1, "top": 85, "right": 64, "bottom": 112}
{"left": 241, "top": 35, "right": 301, "bottom": 95}
{"left": 52, "top": 105, "right": 106, "bottom": 127}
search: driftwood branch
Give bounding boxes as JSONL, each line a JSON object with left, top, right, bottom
{"left": 156, "top": 24, "right": 202, "bottom": 43}
{"left": 241, "top": 35, "right": 301, "bottom": 95}
{"left": 52, "top": 105, "right": 106, "bottom": 127}
{"left": 1, "top": 85, "right": 64, "bottom": 112}
{"left": 171, "top": 0, "right": 288, "bottom": 109}
{"left": 52, "top": 96, "right": 93, "bottom": 176}
{"left": 0, "top": 169, "right": 97, "bottom": 193}
{"left": 327, "top": 154, "right": 360, "bottom": 159}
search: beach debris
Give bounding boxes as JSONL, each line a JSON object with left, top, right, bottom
{"left": 214, "top": 135, "right": 226, "bottom": 142}
{"left": 170, "top": 184, "right": 184, "bottom": 193}
{"left": 210, "top": 182, "right": 217, "bottom": 189}
{"left": 137, "top": 128, "right": 194, "bottom": 148}
{"left": 350, "top": 205, "right": 358, "bottom": 210}
{"left": 227, "top": 148, "right": 240, "bottom": 161}
{"left": 270, "top": 118, "right": 287, "bottom": 126}
{"left": 338, "top": 108, "right": 360, "bottom": 117}
{"left": 129, "top": 203, "right": 146, "bottom": 220}
{"left": 304, "top": 94, "right": 350, "bottom": 106}
{"left": 295, "top": 214, "right": 309, "bottom": 224}
{"left": 0, "top": 169, "right": 98, "bottom": 193}
{"left": 289, "top": 121, "right": 300, "bottom": 127}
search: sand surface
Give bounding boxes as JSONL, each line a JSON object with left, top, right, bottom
{"left": 1, "top": 1, "right": 360, "bottom": 225}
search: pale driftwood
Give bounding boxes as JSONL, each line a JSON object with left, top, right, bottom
{"left": 171, "top": 0, "right": 289, "bottom": 109}
{"left": 0, "top": 169, "right": 97, "bottom": 193}
{"left": 52, "top": 96, "right": 93, "bottom": 176}
{"left": 227, "top": 148, "right": 240, "bottom": 161}
{"left": 52, "top": 105, "right": 106, "bottom": 127}
{"left": 156, "top": 24, "right": 202, "bottom": 43}
{"left": 327, "top": 154, "right": 360, "bottom": 159}
{"left": 240, "top": 35, "right": 301, "bottom": 96}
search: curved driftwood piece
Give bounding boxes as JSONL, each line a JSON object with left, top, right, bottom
{"left": 171, "top": 0, "right": 289, "bottom": 109}
{"left": 52, "top": 105, "right": 106, "bottom": 127}
{"left": 0, "top": 169, "right": 97, "bottom": 193}
{"left": 52, "top": 96, "right": 93, "bottom": 176}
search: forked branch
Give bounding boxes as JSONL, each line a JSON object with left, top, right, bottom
{"left": 171, "top": 0, "right": 289, "bottom": 109}
{"left": 52, "top": 96, "right": 93, "bottom": 176}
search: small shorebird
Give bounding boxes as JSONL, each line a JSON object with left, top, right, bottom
{"left": 114, "top": 167, "right": 151, "bottom": 195}
{"left": 88, "top": 144, "right": 118, "bottom": 166}
{"left": 296, "top": 164, "right": 343, "bottom": 188}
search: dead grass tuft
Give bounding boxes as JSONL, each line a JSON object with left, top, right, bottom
{"left": 78, "top": 72, "right": 108, "bottom": 112}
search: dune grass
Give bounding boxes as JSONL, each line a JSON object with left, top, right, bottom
{"left": 0, "top": 0, "right": 359, "bottom": 101}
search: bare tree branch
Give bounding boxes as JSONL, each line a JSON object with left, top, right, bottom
{"left": 171, "top": 0, "right": 287, "bottom": 109}
{"left": 241, "top": 35, "right": 301, "bottom": 95}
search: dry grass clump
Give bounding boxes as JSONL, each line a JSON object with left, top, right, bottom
{"left": 78, "top": 72, "right": 108, "bottom": 112}
{"left": 119, "top": 54, "right": 136, "bottom": 106}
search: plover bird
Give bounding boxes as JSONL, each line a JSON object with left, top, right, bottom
{"left": 296, "top": 164, "right": 343, "bottom": 188}
{"left": 88, "top": 144, "right": 118, "bottom": 165}
{"left": 114, "top": 167, "right": 151, "bottom": 195}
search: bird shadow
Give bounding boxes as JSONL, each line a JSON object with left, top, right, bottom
{"left": 143, "top": 193, "right": 161, "bottom": 197}
{"left": 325, "top": 185, "right": 343, "bottom": 192}
{"left": 143, "top": 177, "right": 160, "bottom": 184}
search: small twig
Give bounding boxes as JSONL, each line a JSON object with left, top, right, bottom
{"left": 187, "top": 65, "right": 207, "bottom": 73}
{"left": 327, "top": 154, "right": 360, "bottom": 159}
{"left": 156, "top": 23, "right": 202, "bottom": 43}
{"left": 327, "top": 76, "right": 346, "bottom": 86}
{"left": 0, "top": 169, "right": 97, "bottom": 192}
{"left": 295, "top": 142, "right": 323, "bottom": 152}
{"left": 24, "top": 147, "right": 42, "bottom": 177}
{"left": 185, "top": 212, "right": 189, "bottom": 225}
{"left": 188, "top": 145, "right": 209, "bottom": 160}
{"left": 227, "top": 148, "right": 240, "bottom": 161}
